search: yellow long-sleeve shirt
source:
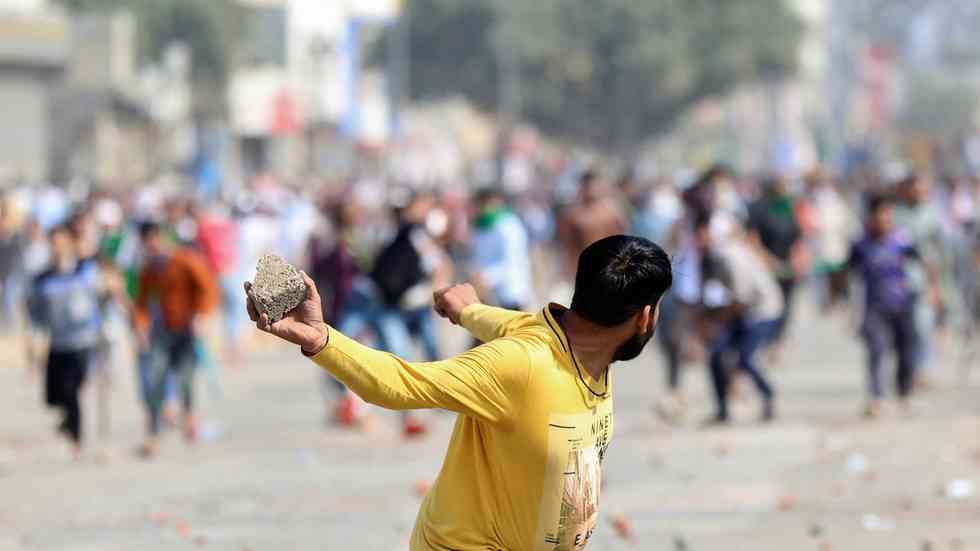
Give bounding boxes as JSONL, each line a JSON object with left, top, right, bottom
{"left": 310, "top": 303, "right": 614, "bottom": 550}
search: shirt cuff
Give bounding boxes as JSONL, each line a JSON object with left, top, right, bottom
{"left": 459, "top": 303, "right": 489, "bottom": 329}
{"left": 301, "top": 323, "right": 331, "bottom": 357}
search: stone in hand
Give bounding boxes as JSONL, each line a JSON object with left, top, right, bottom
{"left": 248, "top": 254, "right": 307, "bottom": 323}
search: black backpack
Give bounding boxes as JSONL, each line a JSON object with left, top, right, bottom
{"left": 371, "top": 225, "right": 425, "bottom": 306}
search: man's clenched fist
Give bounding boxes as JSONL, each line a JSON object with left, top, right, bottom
{"left": 433, "top": 283, "right": 482, "bottom": 326}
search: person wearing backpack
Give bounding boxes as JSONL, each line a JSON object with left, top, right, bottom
{"left": 370, "top": 190, "right": 452, "bottom": 436}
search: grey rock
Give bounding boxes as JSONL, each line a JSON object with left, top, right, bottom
{"left": 249, "top": 254, "right": 307, "bottom": 322}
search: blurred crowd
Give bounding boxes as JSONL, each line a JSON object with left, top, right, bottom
{"left": 1, "top": 157, "right": 979, "bottom": 458}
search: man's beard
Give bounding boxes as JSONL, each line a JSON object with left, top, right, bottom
{"left": 612, "top": 329, "right": 654, "bottom": 362}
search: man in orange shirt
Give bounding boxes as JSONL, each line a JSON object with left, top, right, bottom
{"left": 135, "top": 221, "right": 218, "bottom": 457}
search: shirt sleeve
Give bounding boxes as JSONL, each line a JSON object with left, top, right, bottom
{"left": 134, "top": 268, "right": 151, "bottom": 331}
{"left": 459, "top": 303, "right": 533, "bottom": 343}
{"left": 26, "top": 278, "right": 46, "bottom": 329}
{"left": 183, "top": 252, "right": 220, "bottom": 316}
{"left": 310, "top": 327, "right": 531, "bottom": 427}
{"left": 846, "top": 242, "right": 862, "bottom": 269}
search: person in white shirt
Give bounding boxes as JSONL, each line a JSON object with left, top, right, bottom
{"left": 469, "top": 188, "right": 533, "bottom": 311}
{"left": 696, "top": 214, "right": 783, "bottom": 424}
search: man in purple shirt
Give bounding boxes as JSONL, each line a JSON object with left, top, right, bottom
{"left": 848, "top": 194, "right": 921, "bottom": 417}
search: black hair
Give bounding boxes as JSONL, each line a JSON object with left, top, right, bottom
{"left": 570, "top": 235, "right": 672, "bottom": 327}
{"left": 580, "top": 168, "right": 599, "bottom": 187}
{"left": 692, "top": 210, "right": 712, "bottom": 232}
{"left": 139, "top": 220, "right": 162, "bottom": 240}
{"left": 475, "top": 187, "right": 504, "bottom": 203}
{"left": 867, "top": 193, "right": 894, "bottom": 214}
{"left": 49, "top": 223, "right": 74, "bottom": 240}
{"left": 760, "top": 174, "right": 785, "bottom": 194}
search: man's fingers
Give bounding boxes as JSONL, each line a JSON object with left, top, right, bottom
{"left": 244, "top": 283, "right": 259, "bottom": 322}
{"left": 300, "top": 271, "right": 321, "bottom": 302}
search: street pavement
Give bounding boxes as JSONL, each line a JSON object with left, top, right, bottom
{"left": 1, "top": 298, "right": 978, "bottom": 551}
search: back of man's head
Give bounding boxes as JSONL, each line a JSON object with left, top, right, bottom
{"left": 571, "top": 235, "right": 672, "bottom": 327}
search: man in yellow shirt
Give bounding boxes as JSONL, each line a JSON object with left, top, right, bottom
{"left": 245, "top": 235, "right": 672, "bottom": 550}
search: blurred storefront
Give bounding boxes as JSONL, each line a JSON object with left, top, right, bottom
{"left": 0, "top": 8, "right": 68, "bottom": 183}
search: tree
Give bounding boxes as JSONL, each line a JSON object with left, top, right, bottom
{"left": 382, "top": 0, "right": 802, "bottom": 151}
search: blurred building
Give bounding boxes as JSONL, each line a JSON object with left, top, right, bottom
{"left": 0, "top": 1, "right": 159, "bottom": 187}
{"left": 228, "top": 0, "right": 399, "bottom": 180}
{"left": 52, "top": 10, "right": 155, "bottom": 187}
{"left": 0, "top": 5, "right": 68, "bottom": 183}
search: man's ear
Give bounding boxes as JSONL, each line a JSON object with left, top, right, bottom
{"left": 637, "top": 302, "right": 662, "bottom": 334}
{"left": 636, "top": 304, "right": 653, "bottom": 334}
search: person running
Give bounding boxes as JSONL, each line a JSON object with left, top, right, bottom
{"left": 134, "top": 222, "right": 218, "bottom": 457}
{"left": 696, "top": 215, "right": 783, "bottom": 424}
{"left": 245, "top": 234, "right": 672, "bottom": 550}
{"left": 27, "top": 224, "right": 102, "bottom": 458}
{"left": 848, "top": 195, "right": 923, "bottom": 418}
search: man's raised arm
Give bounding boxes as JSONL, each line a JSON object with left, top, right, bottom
{"left": 245, "top": 276, "right": 530, "bottom": 427}
{"left": 434, "top": 283, "right": 533, "bottom": 343}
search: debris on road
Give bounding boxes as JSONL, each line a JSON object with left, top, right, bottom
{"left": 846, "top": 453, "right": 869, "bottom": 475}
{"left": 860, "top": 514, "right": 895, "bottom": 532}
{"left": 414, "top": 479, "right": 432, "bottom": 498}
{"left": 776, "top": 494, "right": 797, "bottom": 511}
{"left": 174, "top": 519, "right": 192, "bottom": 538}
{"left": 808, "top": 523, "right": 824, "bottom": 538}
{"left": 943, "top": 479, "right": 975, "bottom": 500}
{"left": 610, "top": 513, "right": 635, "bottom": 542}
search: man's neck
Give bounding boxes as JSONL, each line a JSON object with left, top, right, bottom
{"left": 558, "top": 309, "right": 616, "bottom": 381}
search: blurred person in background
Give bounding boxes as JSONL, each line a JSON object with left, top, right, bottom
{"left": 21, "top": 217, "right": 52, "bottom": 372}
{"left": 309, "top": 199, "right": 373, "bottom": 428}
{"left": 848, "top": 195, "right": 923, "bottom": 418}
{"left": 652, "top": 166, "right": 740, "bottom": 423}
{"left": 0, "top": 194, "right": 25, "bottom": 332}
{"left": 164, "top": 196, "right": 196, "bottom": 246}
{"left": 134, "top": 221, "right": 218, "bottom": 458}
{"left": 369, "top": 190, "right": 453, "bottom": 436}
{"left": 469, "top": 188, "right": 533, "bottom": 311}
{"left": 558, "top": 169, "right": 627, "bottom": 278}
{"left": 27, "top": 224, "right": 102, "bottom": 458}
{"left": 89, "top": 197, "right": 132, "bottom": 441}
{"left": 194, "top": 201, "right": 243, "bottom": 368}
{"left": 513, "top": 191, "right": 555, "bottom": 304}
{"left": 747, "top": 175, "right": 804, "bottom": 352}
{"left": 696, "top": 214, "right": 783, "bottom": 425}
{"left": 621, "top": 171, "right": 688, "bottom": 422}
{"left": 893, "top": 173, "right": 946, "bottom": 383}
{"left": 803, "top": 168, "right": 859, "bottom": 313}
